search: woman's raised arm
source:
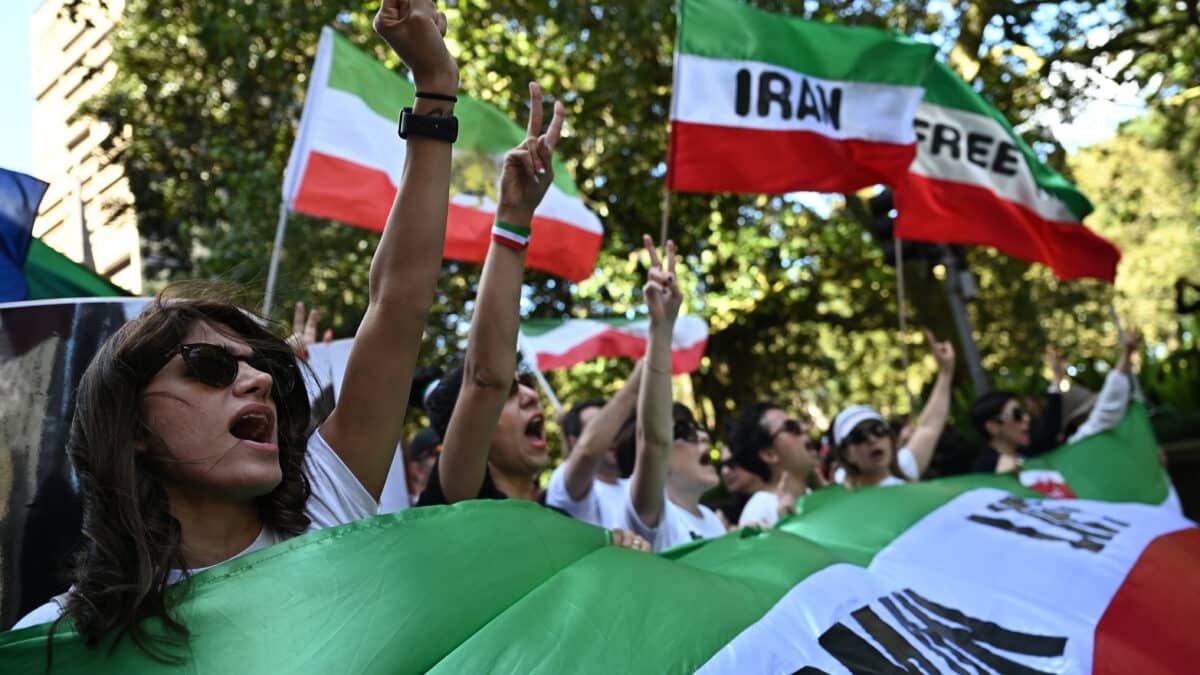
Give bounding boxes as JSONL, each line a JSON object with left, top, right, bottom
{"left": 320, "top": 0, "right": 459, "bottom": 499}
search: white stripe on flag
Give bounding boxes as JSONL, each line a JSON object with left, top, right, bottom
{"left": 672, "top": 53, "right": 925, "bottom": 144}
{"left": 521, "top": 321, "right": 614, "bottom": 357}
{"left": 910, "top": 103, "right": 1078, "bottom": 223}
{"left": 301, "top": 87, "right": 603, "bottom": 233}
{"left": 283, "top": 27, "right": 335, "bottom": 205}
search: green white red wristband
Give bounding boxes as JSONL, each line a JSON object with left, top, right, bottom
{"left": 492, "top": 219, "right": 531, "bottom": 251}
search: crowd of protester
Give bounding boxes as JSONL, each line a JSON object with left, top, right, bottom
{"left": 6, "top": 0, "right": 1163, "bottom": 664}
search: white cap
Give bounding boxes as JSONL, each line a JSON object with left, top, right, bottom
{"left": 832, "top": 405, "right": 885, "bottom": 447}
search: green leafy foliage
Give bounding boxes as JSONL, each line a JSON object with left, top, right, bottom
{"left": 72, "top": 0, "right": 1200, "bottom": 452}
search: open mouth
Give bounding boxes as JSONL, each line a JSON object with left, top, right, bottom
{"left": 230, "top": 409, "right": 275, "bottom": 446}
{"left": 525, "top": 415, "right": 547, "bottom": 450}
{"left": 870, "top": 448, "right": 886, "bottom": 460}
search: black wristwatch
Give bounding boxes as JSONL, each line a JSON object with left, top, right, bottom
{"left": 398, "top": 107, "right": 458, "bottom": 143}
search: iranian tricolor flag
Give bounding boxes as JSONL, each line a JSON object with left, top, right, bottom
{"left": 519, "top": 315, "right": 709, "bottom": 374}
{"left": 282, "top": 28, "right": 603, "bottom": 282}
{"left": 895, "top": 62, "right": 1121, "bottom": 283}
{"left": 4, "top": 407, "right": 1194, "bottom": 672}
{"left": 667, "top": 0, "right": 936, "bottom": 195}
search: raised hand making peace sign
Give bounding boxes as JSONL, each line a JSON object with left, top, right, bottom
{"left": 497, "top": 83, "right": 566, "bottom": 225}
{"left": 643, "top": 235, "right": 682, "bottom": 326}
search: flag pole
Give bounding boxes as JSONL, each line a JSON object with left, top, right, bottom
{"left": 517, "top": 332, "right": 563, "bottom": 415}
{"left": 1107, "top": 303, "right": 1146, "bottom": 401}
{"left": 660, "top": 186, "right": 672, "bottom": 244}
{"left": 262, "top": 202, "right": 289, "bottom": 317}
{"left": 893, "top": 236, "right": 916, "bottom": 413}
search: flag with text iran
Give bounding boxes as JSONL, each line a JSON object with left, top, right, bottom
{"left": 895, "top": 62, "right": 1121, "bottom": 283}
{"left": 667, "top": 0, "right": 936, "bottom": 195}
{"left": 283, "top": 28, "right": 603, "bottom": 282}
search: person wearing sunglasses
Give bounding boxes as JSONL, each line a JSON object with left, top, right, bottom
{"left": 728, "top": 402, "right": 817, "bottom": 526}
{"left": 11, "top": 0, "right": 463, "bottom": 646}
{"left": 831, "top": 331, "right": 956, "bottom": 489}
{"left": 969, "top": 346, "right": 1068, "bottom": 473}
{"left": 620, "top": 237, "right": 727, "bottom": 552}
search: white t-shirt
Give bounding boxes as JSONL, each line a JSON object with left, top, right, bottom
{"left": 378, "top": 442, "right": 411, "bottom": 514}
{"left": 834, "top": 447, "right": 920, "bottom": 488}
{"left": 737, "top": 487, "right": 812, "bottom": 528}
{"left": 625, "top": 493, "right": 727, "bottom": 552}
{"left": 544, "top": 464, "right": 630, "bottom": 530}
{"left": 738, "top": 491, "right": 782, "bottom": 527}
{"left": 1067, "top": 370, "right": 1131, "bottom": 444}
{"left": 12, "top": 430, "right": 378, "bottom": 630}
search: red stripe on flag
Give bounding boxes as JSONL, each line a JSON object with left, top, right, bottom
{"left": 894, "top": 173, "right": 1120, "bottom": 283}
{"left": 666, "top": 121, "right": 916, "bottom": 194}
{"left": 293, "top": 152, "right": 393, "bottom": 233}
{"left": 442, "top": 202, "right": 602, "bottom": 282}
{"left": 534, "top": 329, "right": 706, "bottom": 374}
{"left": 291, "top": 152, "right": 602, "bottom": 281}
{"left": 1093, "top": 527, "right": 1200, "bottom": 672}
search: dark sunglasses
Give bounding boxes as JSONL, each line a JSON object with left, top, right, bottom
{"left": 993, "top": 408, "right": 1028, "bottom": 423}
{"left": 174, "top": 343, "right": 297, "bottom": 395}
{"left": 770, "top": 418, "right": 807, "bottom": 441}
{"left": 674, "top": 419, "right": 709, "bottom": 443}
{"left": 509, "top": 373, "right": 537, "bottom": 396}
{"left": 843, "top": 420, "right": 890, "bottom": 447}
{"left": 718, "top": 457, "right": 739, "bottom": 471}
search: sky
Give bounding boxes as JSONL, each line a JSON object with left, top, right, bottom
{"left": 0, "top": 0, "right": 44, "bottom": 176}
{"left": 0, "top": 1, "right": 1143, "bottom": 180}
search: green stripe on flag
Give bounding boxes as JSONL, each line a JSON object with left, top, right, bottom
{"left": 921, "top": 62, "right": 1093, "bottom": 221}
{"left": 0, "top": 405, "right": 1178, "bottom": 671}
{"left": 783, "top": 402, "right": 1163, "bottom": 566}
{"left": 519, "top": 316, "right": 646, "bottom": 338}
{"left": 325, "top": 31, "right": 580, "bottom": 197}
{"left": 782, "top": 475, "right": 1040, "bottom": 567}
{"left": 677, "top": 0, "right": 936, "bottom": 85}
{"left": 1025, "top": 401, "right": 1167, "bottom": 503}
{"left": 24, "top": 238, "right": 129, "bottom": 300}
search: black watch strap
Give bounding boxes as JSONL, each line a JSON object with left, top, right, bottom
{"left": 398, "top": 107, "right": 458, "bottom": 143}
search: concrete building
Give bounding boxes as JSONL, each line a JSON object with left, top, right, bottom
{"left": 29, "top": 0, "right": 142, "bottom": 294}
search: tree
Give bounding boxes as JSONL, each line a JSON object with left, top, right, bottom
{"left": 74, "top": 0, "right": 1200, "bottom": 449}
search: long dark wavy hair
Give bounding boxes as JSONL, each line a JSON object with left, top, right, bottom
{"left": 50, "top": 290, "right": 313, "bottom": 662}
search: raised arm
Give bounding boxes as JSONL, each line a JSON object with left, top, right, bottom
{"left": 1026, "top": 346, "right": 1066, "bottom": 456}
{"left": 905, "top": 330, "right": 956, "bottom": 475}
{"left": 320, "top": 0, "right": 458, "bottom": 499}
{"left": 436, "top": 85, "right": 564, "bottom": 502}
{"left": 1068, "top": 328, "right": 1140, "bottom": 444}
{"left": 562, "top": 361, "right": 644, "bottom": 500}
{"left": 629, "top": 237, "right": 681, "bottom": 528}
